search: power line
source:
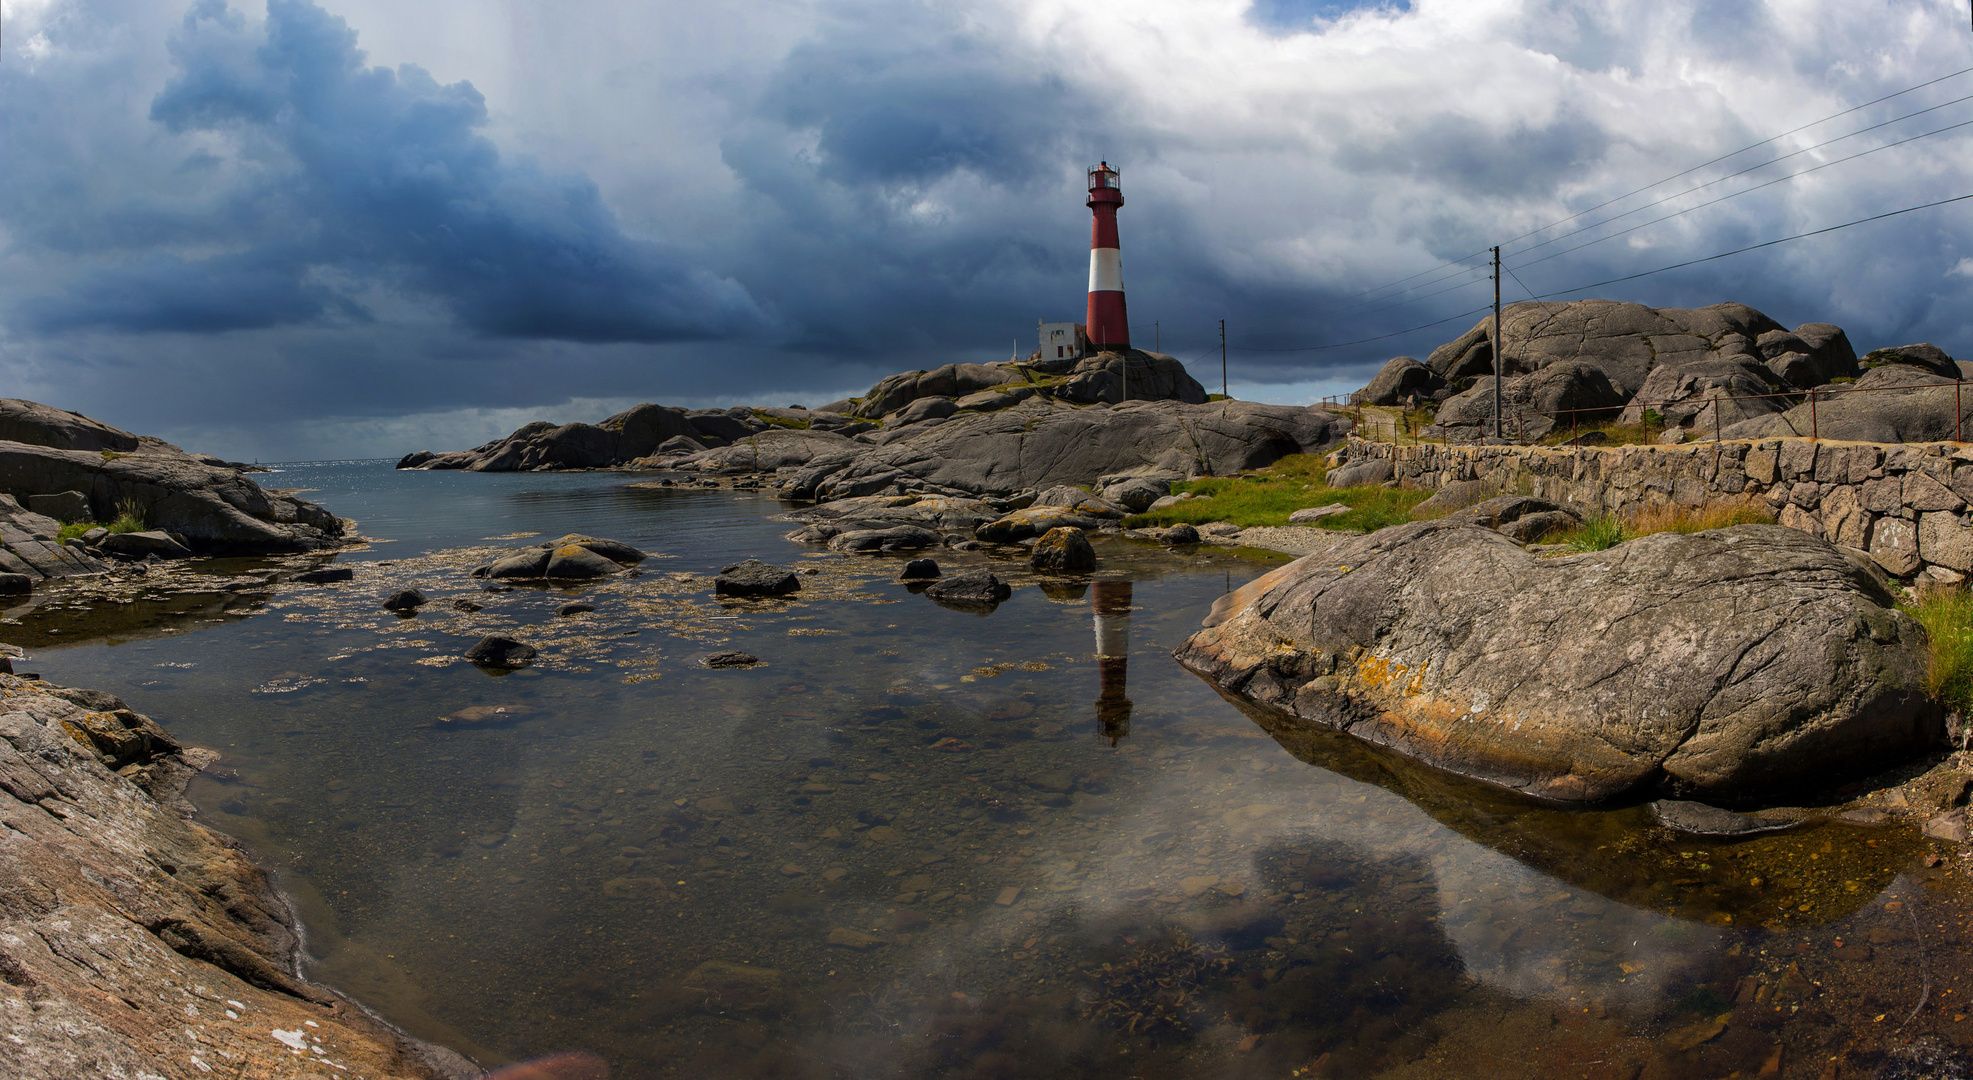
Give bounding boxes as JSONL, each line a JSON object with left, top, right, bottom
{"left": 1280, "top": 64, "right": 1973, "bottom": 322}
{"left": 1497, "top": 65, "right": 1973, "bottom": 250}
{"left": 1232, "top": 302, "right": 1496, "bottom": 353}
{"left": 1505, "top": 89, "right": 1973, "bottom": 265}
{"left": 1512, "top": 112, "right": 1973, "bottom": 273}
{"left": 1527, "top": 190, "right": 1973, "bottom": 300}
{"left": 1238, "top": 189, "right": 1973, "bottom": 355}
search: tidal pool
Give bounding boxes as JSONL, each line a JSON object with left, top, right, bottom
{"left": 15, "top": 462, "right": 1973, "bottom": 1079}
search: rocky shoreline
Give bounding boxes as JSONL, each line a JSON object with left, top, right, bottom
{"left": 396, "top": 350, "right": 1353, "bottom": 503}
{"left": 0, "top": 670, "right": 474, "bottom": 1079}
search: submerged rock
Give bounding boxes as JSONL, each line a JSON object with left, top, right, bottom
{"left": 472, "top": 535, "right": 646, "bottom": 581}
{"left": 293, "top": 566, "right": 354, "bottom": 584}
{"left": 925, "top": 569, "right": 1012, "bottom": 611}
{"left": 1176, "top": 521, "right": 1941, "bottom": 804}
{"left": 702, "top": 650, "right": 760, "bottom": 668}
{"left": 714, "top": 559, "right": 800, "bottom": 598}
{"left": 465, "top": 635, "right": 537, "bottom": 669}
{"left": 381, "top": 589, "right": 428, "bottom": 612}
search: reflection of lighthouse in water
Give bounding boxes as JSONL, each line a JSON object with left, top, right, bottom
{"left": 1092, "top": 580, "right": 1133, "bottom": 745}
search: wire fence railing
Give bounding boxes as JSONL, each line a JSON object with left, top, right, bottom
{"left": 1321, "top": 374, "right": 1973, "bottom": 452}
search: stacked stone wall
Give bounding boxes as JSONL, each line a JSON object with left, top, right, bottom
{"left": 1345, "top": 435, "right": 1973, "bottom": 579}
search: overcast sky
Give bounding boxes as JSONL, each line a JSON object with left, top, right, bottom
{"left": 3, "top": 0, "right": 1972, "bottom": 460}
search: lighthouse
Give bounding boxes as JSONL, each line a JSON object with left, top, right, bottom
{"left": 1085, "top": 162, "right": 1129, "bottom": 352}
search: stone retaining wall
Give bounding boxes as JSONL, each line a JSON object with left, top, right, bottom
{"left": 1344, "top": 435, "right": 1973, "bottom": 579}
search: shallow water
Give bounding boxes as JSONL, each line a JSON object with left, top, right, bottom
{"left": 18, "top": 462, "right": 1973, "bottom": 1079}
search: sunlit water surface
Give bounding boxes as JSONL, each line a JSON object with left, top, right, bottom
{"left": 18, "top": 462, "right": 1972, "bottom": 1080}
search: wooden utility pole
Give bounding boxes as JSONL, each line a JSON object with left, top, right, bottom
{"left": 1219, "top": 319, "right": 1228, "bottom": 399}
{"left": 1491, "top": 246, "right": 1503, "bottom": 440}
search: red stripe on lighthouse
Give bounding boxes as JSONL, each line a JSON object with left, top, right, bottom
{"left": 1086, "top": 162, "right": 1129, "bottom": 352}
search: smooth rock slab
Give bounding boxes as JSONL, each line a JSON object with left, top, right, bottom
{"left": 1287, "top": 504, "right": 1349, "bottom": 524}
{"left": 1175, "top": 521, "right": 1941, "bottom": 804}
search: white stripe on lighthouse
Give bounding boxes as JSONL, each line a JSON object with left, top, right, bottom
{"left": 1088, "top": 248, "right": 1124, "bottom": 293}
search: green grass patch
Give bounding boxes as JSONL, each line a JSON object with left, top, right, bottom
{"left": 1558, "top": 515, "right": 1626, "bottom": 552}
{"left": 1550, "top": 502, "right": 1774, "bottom": 552}
{"left": 1125, "top": 454, "right": 1431, "bottom": 531}
{"left": 1905, "top": 588, "right": 1973, "bottom": 714}
{"left": 750, "top": 409, "right": 811, "bottom": 430}
{"left": 109, "top": 498, "right": 146, "bottom": 534}
{"left": 57, "top": 521, "right": 99, "bottom": 542}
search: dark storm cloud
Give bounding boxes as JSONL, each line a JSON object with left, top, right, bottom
{"left": 713, "top": 1, "right": 1129, "bottom": 362}
{"left": 16, "top": 0, "right": 764, "bottom": 343}
{"left": 2, "top": 0, "right": 1971, "bottom": 461}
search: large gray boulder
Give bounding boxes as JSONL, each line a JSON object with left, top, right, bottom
{"left": 784, "top": 494, "right": 1001, "bottom": 534}
{"left": 0, "top": 441, "right": 342, "bottom": 555}
{"left": 677, "top": 428, "right": 859, "bottom": 473}
{"left": 848, "top": 363, "right": 1017, "bottom": 419}
{"left": 1430, "top": 361, "right": 1626, "bottom": 442}
{"left": 0, "top": 398, "right": 143, "bottom": 453}
{"left": 1863, "top": 343, "right": 1958, "bottom": 379}
{"left": 1056, "top": 351, "right": 1209, "bottom": 405}
{"left": 798, "top": 398, "right": 1349, "bottom": 500}
{"left": 1175, "top": 521, "right": 1940, "bottom": 804}
{"left": 1616, "top": 357, "right": 1785, "bottom": 432}
{"left": 1757, "top": 323, "right": 1857, "bottom": 388}
{"left": 403, "top": 403, "right": 742, "bottom": 471}
{"left": 1354, "top": 356, "right": 1443, "bottom": 406}
{"left": 1429, "top": 300, "right": 1783, "bottom": 398}
{"left": 1721, "top": 362, "right": 1972, "bottom": 442}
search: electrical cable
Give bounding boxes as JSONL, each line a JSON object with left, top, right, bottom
{"left": 1511, "top": 112, "right": 1973, "bottom": 272}
{"left": 1497, "top": 64, "right": 1973, "bottom": 250}
{"left": 1526, "top": 190, "right": 1973, "bottom": 300}
{"left": 1505, "top": 89, "right": 1973, "bottom": 264}
{"left": 1232, "top": 302, "right": 1497, "bottom": 353}
{"left": 1279, "top": 64, "right": 1973, "bottom": 321}
{"left": 1239, "top": 189, "right": 1973, "bottom": 354}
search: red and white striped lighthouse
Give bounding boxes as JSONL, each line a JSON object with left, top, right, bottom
{"left": 1085, "top": 162, "right": 1130, "bottom": 352}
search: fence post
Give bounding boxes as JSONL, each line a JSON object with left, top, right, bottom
{"left": 1959, "top": 378, "right": 1964, "bottom": 443}
{"left": 1713, "top": 396, "right": 1722, "bottom": 472}
{"left": 1810, "top": 390, "right": 1818, "bottom": 441}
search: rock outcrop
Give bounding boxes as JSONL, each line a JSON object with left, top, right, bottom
{"left": 468, "top": 535, "right": 647, "bottom": 581}
{"left": 1345, "top": 300, "right": 1973, "bottom": 444}
{"left": 0, "top": 673, "right": 468, "bottom": 1078}
{"left": 779, "top": 398, "right": 1347, "bottom": 501}
{"left": 1722, "top": 355, "right": 1971, "bottom": 442}
{"left": 1175, "top": 522, "right": 1940, "bottom": 804}
{"left": 0, "top": 400, "right": 345, "bottom": 563}
{"left": 398, "top": 348, "right": 1218, "bottom": 477}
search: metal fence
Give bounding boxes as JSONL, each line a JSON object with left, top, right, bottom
{"left": 1322, "top": 374, "right": 1972, "bottom": 450}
